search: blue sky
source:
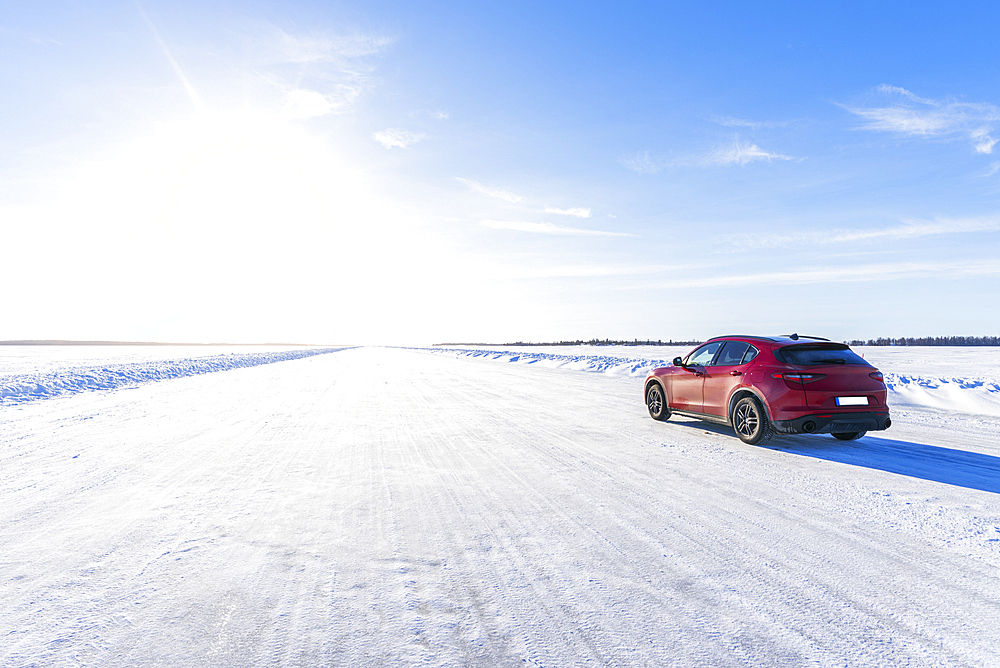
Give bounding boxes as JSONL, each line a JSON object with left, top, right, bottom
{"left": 2, "top": 1, "right": 999, "bottom": 344}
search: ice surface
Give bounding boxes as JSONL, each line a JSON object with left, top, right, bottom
{"left": 2, "top": 345, "right": 1000, "bottom": 666}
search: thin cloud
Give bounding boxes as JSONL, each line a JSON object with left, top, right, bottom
{"left": 874, "top": 84, "right": 936, "bottom": 105}
{"left": 726, "top": 216, "right": 1000, "bottom": 251}
{"left": 620, "top": 138, "right": 796, "bottom": 173}
{"left": 490, "top": 264, "right": 672, "bottom": 279}
{"left": 457, "top": 178, "right": 522, "bottom": 203}
{"left": 21, "top": 32, "right": 64, "bottom": 46}
{"left": 251, "top": 28, "right": 393, "bottom": 118}
{"left": 282, "top": 89, "right": 340, "bottom": 119}
{"left": 270, "top": 79, "right": 365, "bottom": 118}
{"left": 705, "top": 138, "right": 795, "bottom": 166}
{"left": 482, "top": 220, "right": 630, "bottom": 236}
{"left": 973, "top": 131, "right": 998, "bottom": 155}
{"left": 544, "top": 206, "right": 591, "bottom": 218}
{"left": 374, "top": 129, "right": 425, "bottom": 149}
{"left": 842, "top": 85, "right": 1000, "bottom": 154}
{"left": 711, "top": 115, "right": 791, "bottom": 129}
{"left": 411, "top": 110, "right": 450, "bottom": 119}
{"left": 652, "top": 260, "right": 1000, "bottom": 289}
{"left": 618, "top": 151, "right": 662, "bottom": 174}
{"left": 274, "top": 30, "right": 393, "bottom": 63}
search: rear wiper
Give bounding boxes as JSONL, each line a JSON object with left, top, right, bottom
{"left": 814, "top": 358, "right": 846, "bottom": 364}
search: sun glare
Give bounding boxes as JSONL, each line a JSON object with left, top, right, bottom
{"left": 5, "top": 108, "right": 451, "bottom": 342}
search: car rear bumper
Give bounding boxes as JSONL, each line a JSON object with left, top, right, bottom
{"left": 774, "top": 411, "right": 891, "bottom": 435}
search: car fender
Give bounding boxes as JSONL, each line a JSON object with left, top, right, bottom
{"left": 644, "top": 376, "right": 670, "bottom": 406}
{"left": 726, "top": 385, "right": 774, "bottom": 425}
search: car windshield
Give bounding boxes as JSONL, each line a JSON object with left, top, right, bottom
{"left": 775, "top": 343, "right": 868, "bottom": 366}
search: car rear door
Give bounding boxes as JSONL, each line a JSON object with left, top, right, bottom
{"left": 702, "top": 341, "right": 758, "bottom": 417}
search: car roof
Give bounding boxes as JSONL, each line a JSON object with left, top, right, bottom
{"left": 705, "top": 334, "right": 832, "bottom": 345}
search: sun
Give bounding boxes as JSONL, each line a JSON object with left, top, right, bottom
{"left": 3, "top": 108, "right": 451, "bottom": 343}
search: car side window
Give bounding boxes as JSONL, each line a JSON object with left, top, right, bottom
{"left": 714, "top": 341, "right": 750, "bottom": 366}
{"left": 741, "top": 345, "right": 759, "bottom": 364}
{"left": 686, "top": 342, "right": 722, "bottom": 366}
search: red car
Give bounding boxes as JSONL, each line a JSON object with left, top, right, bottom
{"left": 644, "top": 334, "right": 891, "bottom": 444}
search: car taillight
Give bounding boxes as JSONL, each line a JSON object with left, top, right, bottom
{"left": 772, "top": 373, "right": 826, "bottom": 383}
{"left": 869, "top": 371, "right": 884, "bottom": 382}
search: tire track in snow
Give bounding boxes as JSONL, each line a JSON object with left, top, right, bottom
{"left": 447, "top": 373, "right": 829, "bottom": 665}
{"left": 348, "top": 353, "right": 879, "bottom": 665}
{"left": 2, "top": 352, "right": 359, "bottom": 667}
{"left": 406, "top": 351, "right": 998, "bottom": 666}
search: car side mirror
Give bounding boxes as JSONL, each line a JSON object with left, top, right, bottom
{"left": 672, "top": 356, "right": 685, "bottom": 367}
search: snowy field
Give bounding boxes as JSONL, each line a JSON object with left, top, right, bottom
{"left": 432, "top": 344, "right": 1000, "bottom": 418}
{"left": 2, "top": 344, "right": 1000, "bottom": 666}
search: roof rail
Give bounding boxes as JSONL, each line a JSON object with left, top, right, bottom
{"left": 706, "top": 334, "right": 779, "bottom": 342}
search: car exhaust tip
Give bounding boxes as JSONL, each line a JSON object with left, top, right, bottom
{"left": 883, "top": 417, "right": 891, "bottom": 429}
{"left": 801, "top": 421, "right": 816, "bottom": 433}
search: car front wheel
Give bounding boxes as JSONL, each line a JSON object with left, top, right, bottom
{"left": 646, "top": 384, "right": 670, "bottom": 421}
{"left": 732, "top": 396, "right": 773, "bottom": 445}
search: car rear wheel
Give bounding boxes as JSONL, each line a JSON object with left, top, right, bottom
{"left": 646, "top": 384, "right": 670, "bottom": 421}
{"left": 732, "top": 396, "right": 773, "bottom": 445}
{"left": 832, "top": 431, "right": 866, "bottom": 441}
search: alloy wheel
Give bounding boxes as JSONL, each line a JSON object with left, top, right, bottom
{"left": 647, "top": 387, "right": 662, "bottom": 414}
{"left": 735, "top": 401, "right": 758, "bottom": 437}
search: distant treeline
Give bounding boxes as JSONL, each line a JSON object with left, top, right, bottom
{"left": 437, "top": 336, "right": 1000, "bottom": 348}
{"left": 847, "top": 336, "right": 1000, "bottom": 347}
{"left": 435, "top": 339, "right": 702, "bottom": 347}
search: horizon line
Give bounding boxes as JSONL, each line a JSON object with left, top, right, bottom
{"left": 0, "top": 340, "right": 343, "bottom": 347}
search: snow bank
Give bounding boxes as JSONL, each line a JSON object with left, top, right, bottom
{"left": 425, "top": 346, "right": 1000, "bottom": 418}
{"left": 423, "top": 347, "right": 672, "bottom": 376}
{"left": 886, "top": 373, "right": 1000, "bottom": 417}
{"left": 0, "top": 347, "right": 350, "bottom": 405}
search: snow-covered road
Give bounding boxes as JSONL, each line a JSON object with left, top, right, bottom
{"left": 3, "top": 346, "right": 1000, "bottom": 666}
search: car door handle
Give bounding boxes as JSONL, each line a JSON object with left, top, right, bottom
{"left": 730, "top": 370, "right": 743, "bottom": 376}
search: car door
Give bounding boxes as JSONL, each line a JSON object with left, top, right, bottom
{"left": 670, "top": 342, "right": 722, "bottom": 412}
{"left": 702, "top": 341, "right": 758, "bottom": 417}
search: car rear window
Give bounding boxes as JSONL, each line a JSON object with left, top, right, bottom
{"left": 774, "top": 343, "right": 868, "bottom": 366}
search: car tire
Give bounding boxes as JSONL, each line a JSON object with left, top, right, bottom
{"left": 646, "top": 384, "right": 670, "bottom": 421}
{"left": 832, "top": 431, "right": 866, "bottom": 441}
{"left": 732, "top": 396, "right": 773, "bottom": 445}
